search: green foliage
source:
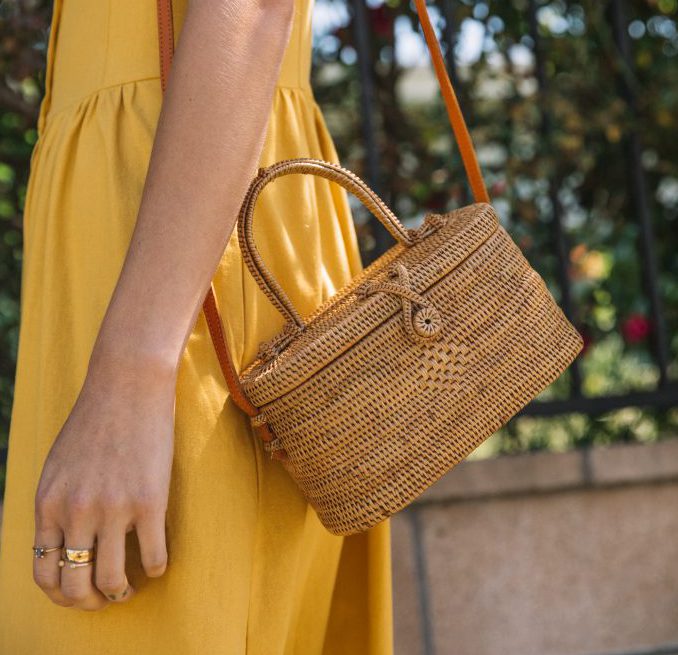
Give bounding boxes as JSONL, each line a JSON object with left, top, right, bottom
{"left": 0, "top": 0, "right": 52, "bottom": 490}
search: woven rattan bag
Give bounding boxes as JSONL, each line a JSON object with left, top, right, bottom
{"left": 157, "top": 0, "right": 583, "bottom": 535}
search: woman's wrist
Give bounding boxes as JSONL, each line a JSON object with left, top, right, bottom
{"left": 85, "top": 273, "right": 203, "bottom": 389}
{"left": 85, "top": 332, "right": 180, "bottom": 396}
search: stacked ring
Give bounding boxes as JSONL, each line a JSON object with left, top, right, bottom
{"left": 32, "top": 544, "right": 63, "bottom": 559}
{"left": 58, "top": 546, "right": 96, "bottom": 569}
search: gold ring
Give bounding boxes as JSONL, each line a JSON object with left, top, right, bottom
{"left": 58, "top": 558, "right": 96, "bottom": 569}
{"left": 63, "top": 547, "right": 96, "bottom": 564}
{"left": 33, "top": 544, "right": 64, "bottom": 559}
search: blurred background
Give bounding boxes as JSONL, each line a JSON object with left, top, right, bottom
{"left": 1, "top": 0, "right": 677, "bottom": 653}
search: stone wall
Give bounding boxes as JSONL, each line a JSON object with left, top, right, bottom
{"left": 392, "top": 438, "right": 678, "bottom": 655}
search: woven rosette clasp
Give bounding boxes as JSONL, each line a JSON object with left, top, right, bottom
{"left": 356, "top": 262, "right": 443, "bottom": 343}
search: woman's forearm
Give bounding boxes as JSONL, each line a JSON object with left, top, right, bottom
{"left": 89, "top": 0, "right": 295, "bottom": 380}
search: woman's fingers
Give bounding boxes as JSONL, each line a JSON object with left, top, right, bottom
{"left": 60, "top": 520, "right": 108, "bottom": 611}
{"left": 135, "top": 509, "right": 168, "bottom": 578}
{"left": 32, "top": 521, "right": 73, "bottom": 608}
{"left": 94, "top": 524, "right": 134, "bottom": 602}
{"left": 33, "top": 488, "right": 171, "bottom": 609}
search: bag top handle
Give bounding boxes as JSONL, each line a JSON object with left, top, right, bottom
{"left": 238, "top": 157, "right": 419, "bottom": 328}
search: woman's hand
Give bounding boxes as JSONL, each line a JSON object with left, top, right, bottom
{"left": 33, "top": 356, "right": 176, "bottom": 611}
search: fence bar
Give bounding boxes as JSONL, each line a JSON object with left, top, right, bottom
{"left": 440, "top": 0, "right": 462, "bottom": 97}
{"left": 608, "top": 0, "right": 671, "bottom": 387}
{"left": 528, "top": 0, "right": 583, "bottom": 398}
{"left": 350, "top": 0, "right": 392, "bottom": 259}
{"left": 440, "top": 0, "right": 470, "bottom": 206}
{"left": 521, "top": 385, "right": 678, "bottom": 417}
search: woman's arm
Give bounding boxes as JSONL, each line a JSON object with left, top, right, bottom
{"left": 98, "top": 0, "right": 294, "bottom": 373}
{"left": 33, "top": 0, "right": 295, "bottom": 611}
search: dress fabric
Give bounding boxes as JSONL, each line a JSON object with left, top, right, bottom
{"left": 0, "top": 0, "right": 393, "bottom": 653}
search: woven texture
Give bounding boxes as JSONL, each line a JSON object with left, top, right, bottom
{"left": 237, "top": 158, "right": 583, "bottom": 535}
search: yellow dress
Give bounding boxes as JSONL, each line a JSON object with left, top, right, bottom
{"left": 0, "top": 0, "right": 393, "bottom": 653}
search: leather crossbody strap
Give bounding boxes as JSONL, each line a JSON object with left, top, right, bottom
{"left": 154, "top": 0, "right": 489, "bottom": 409}
{"left": 412, "top": 0, "right": 489, "bottom": 204}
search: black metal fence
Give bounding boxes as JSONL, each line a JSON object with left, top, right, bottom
{"left": 343, "top": 0, "right": 677, "bottom": 421}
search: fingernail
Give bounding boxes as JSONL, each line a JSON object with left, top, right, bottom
{"left": 106, "top": 584, "right": 134, "bottom": 601}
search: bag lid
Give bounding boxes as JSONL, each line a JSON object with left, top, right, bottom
{"left": 239, "top": 203, "right": 498, "bottom": 407}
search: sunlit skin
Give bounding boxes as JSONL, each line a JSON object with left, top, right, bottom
{"left": 32, "top": 0, "right": 295, "bottom": 611}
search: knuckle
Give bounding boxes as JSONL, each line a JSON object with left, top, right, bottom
{"left": 95, "top": 577, "right": 127, "bottom": 594}
{"left": 60, "top": 582, "right": 90, "bottom": 603}
{"left": 99, "top": 491, "right": 128, "bottom": 514}
{"left": 144, "top": 555, "right": 168, "bottom": 577}
{"left": 133, "top": 492, "right": 165, "bottom": 516}
{"left": 65, "top": 492, "right": 94, "bottom": 518}
{"left": 33, "top": 570, "right": 59, "bottom": 591}
{"left": 34, "top": 490, "right": 60, "bottom": 521}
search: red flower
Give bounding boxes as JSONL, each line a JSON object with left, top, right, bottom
{"left": 579, "top": 326, "right": 593, "bottom": 355}
{"left": 425, "top": 190, "right": 448, "bottom": 210}
{"left": 519, "top": 235, "right": 533, "bottom": 250}
{"left": 369, "top": 5, "right": 394, "bottom": 39}
{"left": 621, "top": 313, "right": 652, "bottom": 344}
{"left": 491, "top": 180, "right": 507, "bottom": 196}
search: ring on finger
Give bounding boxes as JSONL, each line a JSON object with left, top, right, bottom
{"left": 58, "top": 559, "right": 96, "bottom": 569}
{"left": 59, "top": 545, "right": 96, "bottom": 569}
{"left": 63, "top": 546, "right": 96, "bottom": 564}
{"left": 32, "top": 544, "right": 64, "bottom": 559}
